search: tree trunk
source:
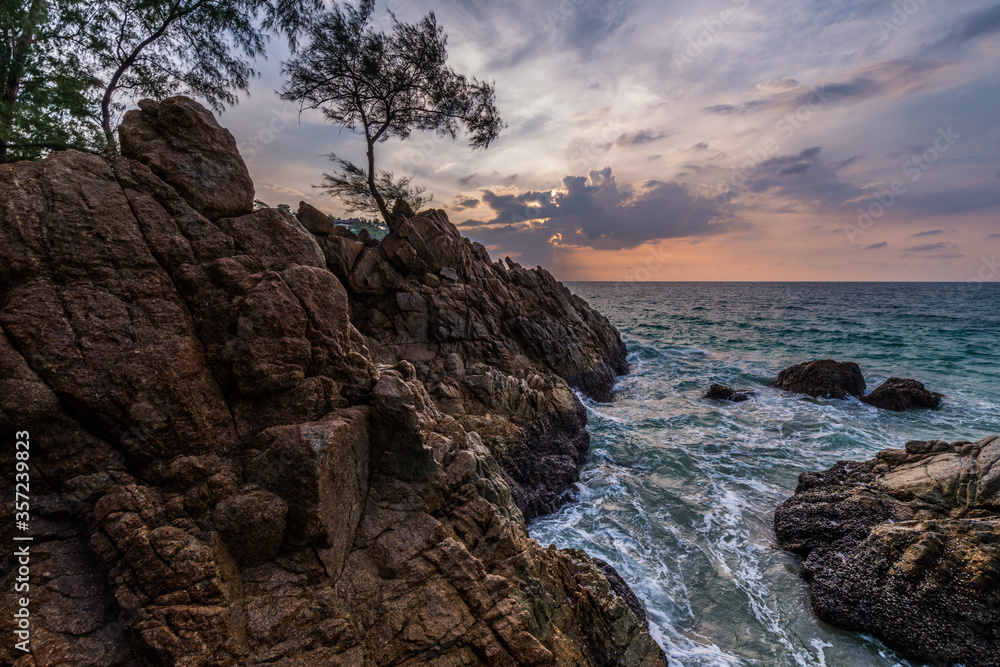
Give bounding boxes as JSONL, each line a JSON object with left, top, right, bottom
{"left": 1, "top": 0, "right": 46, "bottom": 161}
{"left": 366, "top": 138, "right": 392, "bottom": 229}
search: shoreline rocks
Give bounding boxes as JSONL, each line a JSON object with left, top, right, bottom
{"left": 775, "top": 360, "right": 943, "bottom": 412}
{"left": 775, "top": 436, "right": 1000, "bottom": 667}
{"left": 0, "top": 97, "right": 663, "bottom": 666}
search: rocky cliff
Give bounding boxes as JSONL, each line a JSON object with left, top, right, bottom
{"left": 775, "top": 436, "right": 1000, "bottom": 667}
{"left": 0, "top": 96, "right": 663, "bottom": 666}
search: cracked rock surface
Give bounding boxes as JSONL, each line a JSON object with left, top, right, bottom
{"left": 0, "top": 96, "right": 664, "bottom": 667}
{"left": 775, "top": 436, "right": 1000, "bottom": 667}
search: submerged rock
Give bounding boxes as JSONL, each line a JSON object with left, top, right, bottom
{"left": 775, "top": 359, "right": 865, "bottom": 399}
{"left": 0, "top": 97, "right": 662, "bottom": 666}
{"left": 774, "top": 436, "right": 1000, "bottom": 667}
{"left": 861, "top": 377, "right": 943, "bottom": 411}
{"left": 704, "top": 384, "right": 753, "bottom": 402}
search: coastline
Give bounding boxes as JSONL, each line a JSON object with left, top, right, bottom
{"left": 0, "top": 97, "right": 664, "bottom": 666}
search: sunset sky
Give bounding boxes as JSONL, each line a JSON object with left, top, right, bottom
{"left": 219, "top": 0, "right": 1000, "bottom": 282}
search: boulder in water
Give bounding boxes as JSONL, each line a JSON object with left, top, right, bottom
{"left": 775, "top": 359, "right": 865, "bottom": 399}
{"left": 704, "top": 384, "right": 753, "bottom": 402}
{"left": 861, "top": 377, "right": 943, "bottom": 411}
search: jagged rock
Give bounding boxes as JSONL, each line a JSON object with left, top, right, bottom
{"left": 321, "top": 207, "right": 629, "bottom": 517}
{"left": 0, "top": 98, "right": 664, "bottom": 666}
{"left": 296, "top": 201, "right": 336, "bottom": 236}
{"left": 775, "top": 359, "right": 865, "bottom": 399}
{"left": 861, "top": 377, "right": 943, "bottom": 411}
{"left": 775, "top": 436, "right": 1000, "bottom": 667}
{"left": 119, "top": 96, "right": 254, "bottom": 220}
{"left": 704, "top": 384, "right": 753, "bottom": 402}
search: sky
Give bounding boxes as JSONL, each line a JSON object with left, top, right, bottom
{"left": 218, "top": 0, "right": 1000, "bottom": 282}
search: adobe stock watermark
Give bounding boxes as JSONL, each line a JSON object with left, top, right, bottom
{"left": 672, "top": 0, "right": 752, "bottom": 72}
{"left": 237, "top": 107, "right": 298, "bottom": 164}
{"left": 967, "top": 254, "right": 1000, "bottom": 289}
{"left": 844, "top": 126, "right": 959, "bottom": 245}
{"left": 877, "top": 0, "right": 930, "bottom": 43}
{"left": 544, "top": 0, "right": 592, "bottom": 31}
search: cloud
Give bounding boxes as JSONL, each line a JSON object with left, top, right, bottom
{"left": 904, "top": 242, "right": 955, "bottom": 252}
{"left": 741, "top": 147, "right": 875, "bottom": 210}
{"left": 911, "top": 229, "right": 943, "bottom": 237}
{"left": 931, "top": 4, "right": 1000, "bottom": 49}
{"left": 459, "top": 167, "right": 739, "bottom": 264}
{"left": 615, "top": 130, "right": 670, "bottom": 146}
{"left": 449, "top": 196, "right": 480, "bottom": 211}
{"left": 261, "top": 183, "right": 305, "bottom": 197}
{"left": 756, "top": 78, "right": 800, "bottom": 93}
{"left": 866, "top": 241, "right": 888, "bottom": 249}
{"left": 458, "top": 173, "right": 479, "bottom": 187}
{"left": 988, "top": 233, "right": 1000, "bottom": 239}
{"left": 705, "top": 60, "right": 954, "bottom": 117}
{"left": 704, "top": 100, "right": 769, "bottom": 116}
{"left": 687, "top": 142, "right": 710, "bottom": 152}
{"left": 614, "top": 130, "right": 670, "bottom": 147}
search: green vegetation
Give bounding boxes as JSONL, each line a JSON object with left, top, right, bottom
{"left": 1, "top": 0, "right": 318, "bottom": 161}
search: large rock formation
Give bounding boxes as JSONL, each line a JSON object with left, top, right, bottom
{"left": 775, "top": 436, "right": 1000, "bottom": 667}
{"left": 317, "top": 204, "right": 628, "bottom": 519}
{"left": 0, "top": 97, "right": 663, "bottom": 666}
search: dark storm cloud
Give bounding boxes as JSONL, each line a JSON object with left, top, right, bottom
{"left": 458, "top": 167, "right": 739, "bottom": 263}
{"left": 866, "top": 241, "right": 888, "bottom": 249}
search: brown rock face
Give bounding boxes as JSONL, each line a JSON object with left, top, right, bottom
{"left": 775, "top": 436, "right": 1000, "bottom": 667}
{"left": 775, "top": 359, "right": 865, "bottom": 399}
{"left": 119, "top": 96, "right": 254, "bottom": 220}
{"left": 296, "top": 201, "right": 336, "bottom": 236}
{"left": 319, "top": 208, "right": 629, "bottom": 518}
{"left": 860, "top": 377, "right": 943, "bottom": 411}
{"left": 0, "top": 98, "right": 663, "bottom": 666}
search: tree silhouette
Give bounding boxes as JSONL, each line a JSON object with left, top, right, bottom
{"left": 280, "top": 0, "right": 503, "bottom": 228}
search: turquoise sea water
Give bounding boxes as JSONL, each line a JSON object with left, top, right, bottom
{"left": 530, "top": 282, "right": 1000, "bottom": 667}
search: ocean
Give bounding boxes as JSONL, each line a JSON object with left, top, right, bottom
{"left": 530, "top": 282, "right": 1000, "bottom": 667}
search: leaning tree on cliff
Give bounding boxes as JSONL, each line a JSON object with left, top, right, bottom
{"left": 280, "top": 0, "right": 504, "bottom": 228}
